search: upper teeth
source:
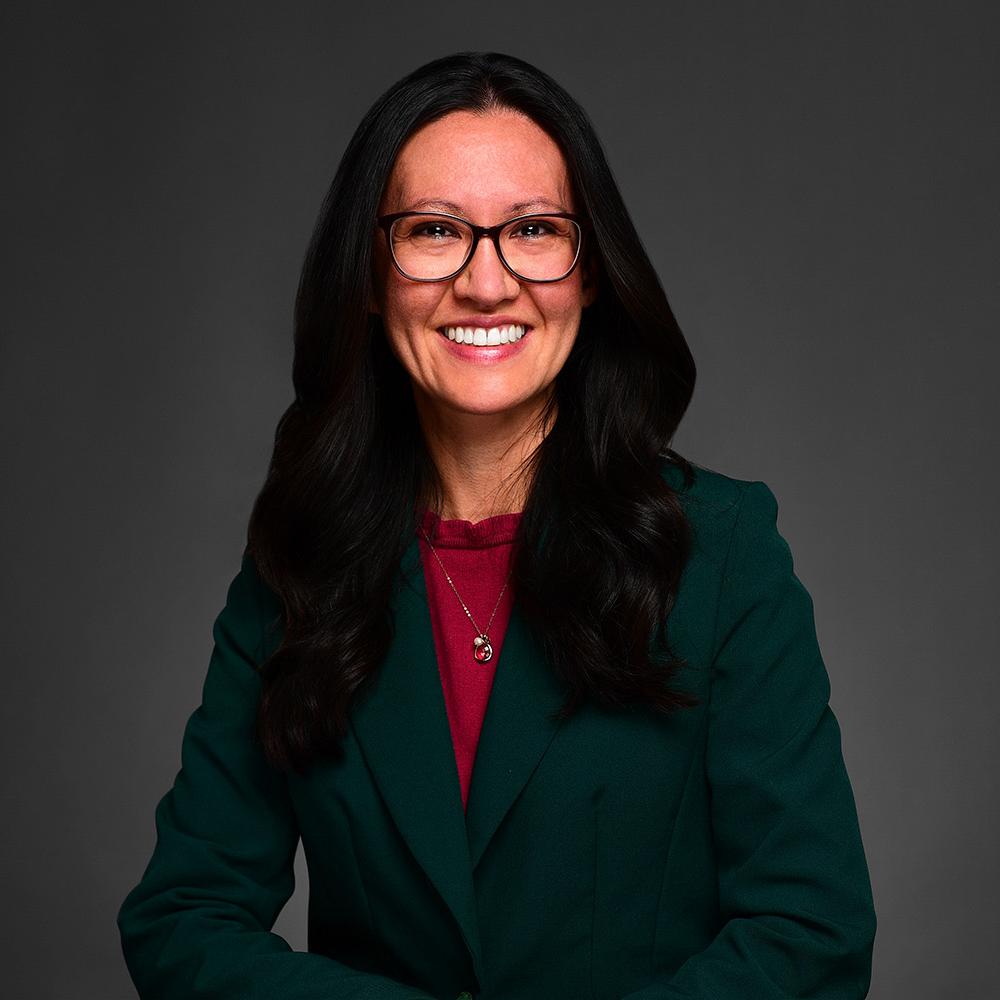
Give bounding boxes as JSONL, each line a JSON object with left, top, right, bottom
{"left": 443, "top": 324, "right": 526, "bottom": 345}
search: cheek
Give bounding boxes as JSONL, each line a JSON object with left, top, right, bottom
{"left": 387, "top": 289, "right": 433, "bottom": 327}
{"left": 539, "top": 278, "right": 588, "bottom": 334}
{"left": 381, "top": 280, "right": 444, "bottom": 358}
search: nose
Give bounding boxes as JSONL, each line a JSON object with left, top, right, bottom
{"left": 454, "top": 235, "right": 520, "bottom": 305}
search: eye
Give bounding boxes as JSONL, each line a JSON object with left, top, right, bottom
{"left": 512, "top": 219, "right": 555, "bottom": 239}
{"left": 414, "top": 222, "right": 459, "bottom": 239}
{"left": 396, "top": 216, "right": 466, "bottom": 242}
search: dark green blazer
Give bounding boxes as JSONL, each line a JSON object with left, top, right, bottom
{"left": 118, "top": 464, "right": 876, "bottom": 999}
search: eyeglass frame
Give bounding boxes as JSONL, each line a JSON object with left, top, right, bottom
{"left": 375, "top": 210, "right": 588, "bottom": 284}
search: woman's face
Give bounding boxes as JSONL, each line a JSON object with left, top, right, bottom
{"left": 373, "top": 108, "right": 596, "bottom": 421}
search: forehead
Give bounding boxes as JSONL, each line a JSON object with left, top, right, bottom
{"left": 382, "top": 108, "right": 574, "bottom": 219}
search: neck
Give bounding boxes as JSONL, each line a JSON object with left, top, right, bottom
{"left": 415, "top": 389, "right": 553, "bottom": 523}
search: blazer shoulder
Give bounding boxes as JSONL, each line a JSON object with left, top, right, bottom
{"left": 236, "top": 546, "right": 285, "bottom": 661}
{"left": 658, "top": 456, "right": 792, "bottom": 586}
{"left": 659, "top": 455, "right": 758, "bottom": 528}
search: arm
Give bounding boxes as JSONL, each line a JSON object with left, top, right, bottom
{"left": 117, "top": 551, "right": 437, "bottom": 1000}
{"left": 623, "top": 481, "right": 877, "bottom": 999}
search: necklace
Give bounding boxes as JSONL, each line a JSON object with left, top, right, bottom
{"left": 420, "top": 527, "right": 513, "bottom": 664}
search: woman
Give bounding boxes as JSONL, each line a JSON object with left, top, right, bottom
{"left": 118, "top": 51, "right": 877, "bottom": 999}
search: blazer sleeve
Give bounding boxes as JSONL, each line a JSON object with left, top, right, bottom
{"left": 622, "top": 480, "right": 877, "bottom": 1000}
{"left": 117, "top": 551, "right": 437, "bottom": 1000}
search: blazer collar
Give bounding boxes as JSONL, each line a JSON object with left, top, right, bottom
{"left": 348, "top": 533, "right": 567, "bottom": 980}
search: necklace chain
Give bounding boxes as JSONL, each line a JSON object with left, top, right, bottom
{"left": 420, "top": 526, "right": 513, "bottom": 663}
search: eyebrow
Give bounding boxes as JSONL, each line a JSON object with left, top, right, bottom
{"left": 405, "top": 197, "right": 568, "bottom": 216}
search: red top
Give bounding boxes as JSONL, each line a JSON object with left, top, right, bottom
{"left": 417, "top": 508, "right": 522, "bottom": 812}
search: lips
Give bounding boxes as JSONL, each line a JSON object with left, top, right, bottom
{"left": 439, "top": 324, "right": 528, "bottom": 345}
{"left": 434, "top": 322, "right": 532, "bottom": 365}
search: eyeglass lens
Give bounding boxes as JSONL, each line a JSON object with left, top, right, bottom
{"left": 389, "top": 215, "right": 580, "bottom": 281}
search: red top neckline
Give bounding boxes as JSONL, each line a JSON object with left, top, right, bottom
{"left": 419, "top": 509, "right": 522, "bottom": 549}
{"left": 416, "top": 506, "right": 522, "bottom": 811}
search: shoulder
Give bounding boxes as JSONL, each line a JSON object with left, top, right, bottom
{"left": 658, "top": 455, "right": 790, "bottom": 595}
{"left": 228, "top": 547, "right": 285, "bottom": 662}
{"left": 659, "top": 454, "right": 772, "bottom": 536}
{"left": 659, "top": 458, "right": 808, "bottom": 669}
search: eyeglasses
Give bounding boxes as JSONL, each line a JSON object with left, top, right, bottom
{"left": 376, "top": 210, "right": 586, "bottom": 283}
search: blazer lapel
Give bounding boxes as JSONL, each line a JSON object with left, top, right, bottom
{"left": 464, "top": 589, "right": 569, "bottom": 871}
{"left": 347, "top": 530, "right": 570, "bottom": 972}
{"left": 348, "top": 536, "right": 483, "bottom": 978}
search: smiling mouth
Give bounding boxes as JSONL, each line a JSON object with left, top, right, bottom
{"left": 438, "top": 324, "right": 529, "bottom": 345}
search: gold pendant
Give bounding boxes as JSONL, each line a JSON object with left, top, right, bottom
{"left": 473, "top": 635, "right": 493, "bottom": 663}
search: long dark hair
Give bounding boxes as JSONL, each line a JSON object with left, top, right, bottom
{"left": 248, "top": 51, "right": 699, "bottom": 772}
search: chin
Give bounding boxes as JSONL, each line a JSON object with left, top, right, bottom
{"left": 438, "top": 387, "right": 537, "bottom": 417}
{"left": 451, "top": 397, "right": 525, "bottom": 417}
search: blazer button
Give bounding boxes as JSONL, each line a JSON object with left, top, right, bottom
{"left": 456, "top": 993, "right": 474, "bottom": 1000}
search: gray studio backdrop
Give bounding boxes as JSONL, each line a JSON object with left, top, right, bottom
{"left": 2, "top": 2, "right": 997, "bottom": 998}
